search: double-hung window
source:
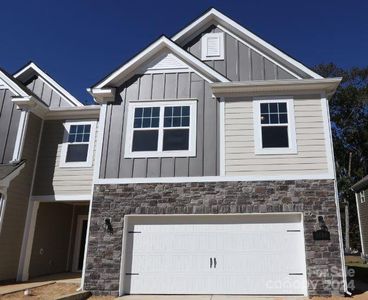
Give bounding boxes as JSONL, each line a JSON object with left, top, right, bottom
{"left": 253, "top": 98, "right": 297, "bottom": 154}
{"left": 125, "top": 100, "right": 197, "bottom": 158}
{"left": 60, "top": 121, "right": 96, "bottom": 167}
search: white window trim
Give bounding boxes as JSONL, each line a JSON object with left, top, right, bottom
{"left": 201, "top": 32, "right": 224, "bottom": 61}
{"left": 60, "top": 120, "right": 97, "bottom": 168}
{"left": 124, "top": 100, "right": 197, "bottom": 158}
{"left": 253, "top": 97, "right": 297, "bottom": 155}
{"left": 360, "top": 191, "right": 366, "bottom": 204}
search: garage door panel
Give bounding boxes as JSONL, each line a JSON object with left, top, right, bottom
{"left": 122, "top": 214, "right": 307, "bottom": 295}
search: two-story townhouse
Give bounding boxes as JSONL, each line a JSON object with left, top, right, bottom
{"left": 84, "top": 9, "right": 346, "bottom": 297}
{"left": 0, "top": 62, "right": 100, "bottom": 282}
{"left": 352, "top": 175, "right": 368, "bottom": 260}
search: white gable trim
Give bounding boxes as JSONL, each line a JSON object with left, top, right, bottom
{"left": 14, "top": 62, "right": 84, "bottom": 107}
{"left": 93, "top": 36, "right": 229, "bottom": 89}
{"left": 0, "top": 70, "right": 29, "bottom": 97}
{"left": 173, "top": 8, "right": 322, "bottom": 79}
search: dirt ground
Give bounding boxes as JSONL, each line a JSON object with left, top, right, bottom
{"left": 1, "top": 283, "right": 79, "bottom": 299}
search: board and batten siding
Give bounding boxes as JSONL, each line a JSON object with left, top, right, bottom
{"left": 25, "top": 76, "right": 73, "bottom": 108}
{"left": 185, "top": 26, "right": 298, "bottom": 81}
{"left": 224, "top": 95, "right": 329, "bottom": 176}
{"left": 0, "top": 89, "right": 22, "bottom": 164}
{"left": 32, "top": 120, "right": 97, "bottom": 196}
{"left": 357, "top": 190, "right": 368, "bottom": 255}
{"left": 99, "top": 72, "right": 219, "bottom": 179}
{"left": 0, "top": 113, "right": 42, "bottom": 280}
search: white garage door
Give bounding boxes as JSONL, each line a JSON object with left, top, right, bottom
{"left": 121, "top": 214, "right": 307, "bottom": 295}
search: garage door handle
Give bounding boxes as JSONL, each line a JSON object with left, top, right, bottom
{"left": 214, "top": 257, "right": 217, "bottom": 268}
{"left": 210, "top": 257, "right": 213, "bottom": 268}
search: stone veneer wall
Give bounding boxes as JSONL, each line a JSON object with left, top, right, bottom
{"left": 84, "top": 180, "right": 344, "bottom": 296}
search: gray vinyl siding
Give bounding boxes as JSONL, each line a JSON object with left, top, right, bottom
{"left": 224, "top": 94, "right": 329, "bottom": 176}
{"left": 32, "top": 120, "right": 96, "bottom": 196}
{"left": 26, "top": 76, "right": 73, "bottom": 108}
{"left": 99, "top": 72, "right": 219, "bottom": 179}
{"left": 0, "top": 89, "right": 22, "bottom": 164}
{"left": 0, "top": 113, "right": 42, "bottom": 281}
{"left": 357, "top": 190, "right": 368, "bottom": 256}
{"left": 185, "top": 26, "right": 297, "bottom": 81}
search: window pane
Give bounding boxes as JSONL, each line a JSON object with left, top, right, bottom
{"left": 66, "top": 144, "right": 89, "bottom": 162}
{"left": 142, "top": 118, "right": 151, "bottom": 128}
{"left": 68, "top": 134, "right": 76, "bottom": 143}
{"left": 163, "top": 129, "right": 189, "bottom": 151}
{"left": 134, "top": 118, "right": 141, "bottom": 128}
{"left": 278, "top": 103, "right": 287, "bottom": 113}
{"left": 132, "top": 130, "right": 158, "bottom": 152}
{"left": 77, "top": 125, "right": 84, "bottom": 133}
{"left": 76, "top": 134, "right": 83, "bottom": 142}
{"left": 164, "top": 107, "right": 172, "bottom": 117}
{"left": 173, "top": 107, "right": 181, "bottom": 116}
{"left": 135, "top": 108, "right": 143, "bottom": 117}
{"left": 270, "top": 103, "right": 278, "bottom": 113}
{"left": 279, "top": 113, "right": 288, "bottom": 123}
{"left": 262, "top": 126, "right": 289, "bottom": 148}
{"left": 164, "top": 117, "right": 172, "bottom": 127}
{"left": 143, "top": 107, "right": 151, "bottom": 117}
{"left": 270, "top": 114, "right": 279, "bottom": 124}
{"left": 182, "top": 106, "right": 190, "bottom": 116}
{"left": 182, "top": 116, "right": 190, "bottom": 126}
{"left": 151, "top": 117, "right": 159, "bottom": 128}
{"left": 152, "top": 107, "right": 160, "bottom": 117}
{"left": 70, "top": 125, "right": 77, "bottom": 133}
{"left": 172, "top": 117, "right": 181, "bottom": 127}
{"left": 84, "top": 125, "right": 91, "bottom": 134}
{"left": 261, "top": 114, "right": 269, "bottom": 124}
{"left": 83, "top": 134, "right": 90, "bottom": 142}
{"left": 260, "top": 103, "right": 268, "bottom": 113}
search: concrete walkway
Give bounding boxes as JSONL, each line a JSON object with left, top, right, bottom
{"left": 117, "top": 296, "right": 306, "bottom": 300}
{"left": 0, "top": 272, "right": 80, "bottom": 296}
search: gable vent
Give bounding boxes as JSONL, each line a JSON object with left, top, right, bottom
{"left": 201, "top": 32, "right": 224, "bottom": 61}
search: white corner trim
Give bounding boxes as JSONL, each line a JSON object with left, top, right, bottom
{"left": 320, "top": 94, "right": 335, "bottom": 178}
{"left": 219, "top": 98, "right": 225, "bottom": 176}
{"left": 14, "top": 62, "right": 84, "bottom": 107}
{"left": 0, "top": 163, "right": 26, "bottom": 189}
{"left": 355, "top": 193, "right": 366, "bottom": 256}
{"left": 17, "top": 119, "right": 44, "bottom": 282}
{"left": 59, "top": 120, "right": 97, "bottom": 168}
{"left": 11, "top": 111, "right": 29, "bottom": 162}
{"left": 94, "top": 36, "right": 229, "bottom": 89}
{"left": 94, "top": 173, "right": 334, "bottom": 185}
{"left": 216, "top": 25, "right": 300, "bottom": 79}
{"left": 253, "top": 97, "right": 297, "bottom": 155}
{"left": 172, "top": 8, "right": 322, "bottom": 79}
{"left": 93, "top": 104, "right": 107, "bottom": 181}
{"left": 31, "top": 194, "right": 91, "bottom": 202}
{"left": 124, "top": 100, "right": 197, "bottom": 158}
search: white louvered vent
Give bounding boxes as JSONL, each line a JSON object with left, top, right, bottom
{"left": 143, "top": 52, "right": 190, "bottom": 73}
{"left": 201, "top": 32, "right": 224, "bottom": 61}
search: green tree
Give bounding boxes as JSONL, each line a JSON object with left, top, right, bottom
{"left": 313, "top": 63, "right": 368, "bottom": 250}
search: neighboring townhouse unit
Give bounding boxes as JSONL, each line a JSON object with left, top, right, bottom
{"left": 352, "top": 175, "right": 368, "bottom": 259}
{"left": 0, "top": 62, "right": 100, "bottom": 282}
{"left": 84, "top": 9, "right": 346, "bottom": 297}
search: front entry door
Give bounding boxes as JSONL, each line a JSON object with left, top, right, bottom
{"left": 72, "top": 215, "right": 88, "bottom": 272}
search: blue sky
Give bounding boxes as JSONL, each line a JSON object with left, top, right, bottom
{"left": 0, "top": 0, "right": 366, "bottom": 104}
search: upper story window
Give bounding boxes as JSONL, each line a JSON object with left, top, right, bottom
{"left": 360, "top": 191, "right": 366, "bottom": 203}
{"left": 60, "top": 121, "right": 96, "bottom": 168}
{"left": 253, "top": 98, "right": 297, "bottom": 155}
{"left": 125, "top": 100, "right": 197, "bottom": 158}
{"left": 201, "top": 32, "right": 224, "bottom": 61}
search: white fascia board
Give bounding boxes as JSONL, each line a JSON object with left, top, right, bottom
{"left": 0, "top": 70, "right": 29, "bottom": 98}
{"left": 94, "top": 36, "right": 229, "bottom": 89}
{"left": 45, "top": 105, "right": 100, "bottom": 120}
{"left": 172, "top": 8, "right": 323, "bottom": 79}
{"left": 211, "top": 78, "right": 342, "bottom": 97}
{"left": 14, "top": 62, "right": 84, "bottom": 107}
{"left": 87, "top": 88, "right": 116, "bottom": 104}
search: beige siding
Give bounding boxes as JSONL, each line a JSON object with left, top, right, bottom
{"left": 357, "top": 190, "right": 368, "bottom": 255}
{"left": 33, "top": 120, "right": 97, "bottom": 196}
{"left": 224, "top": 95, "right": 329, "bottom": 176}
{"left": 0, "top": 114, "right": 42, "bottom": 280}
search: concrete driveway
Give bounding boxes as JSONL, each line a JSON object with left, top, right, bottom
{"left": 117, "top": 296, "right": 306, "bottom": 300}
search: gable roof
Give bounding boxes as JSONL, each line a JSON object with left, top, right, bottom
{"left": 352, "top": 175, "right": 368, "bottom": 193}
{"left": 92, "top": 35, "right": 229, "bottom": 90}
{"left": 0, "top": 67, "right": 32, "bottom": 98}
{"left": 172, "top": 8, "right": 322, "bottom": 80}
{"left": 14, "top": 62, "right": 84, "bottom": 107}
